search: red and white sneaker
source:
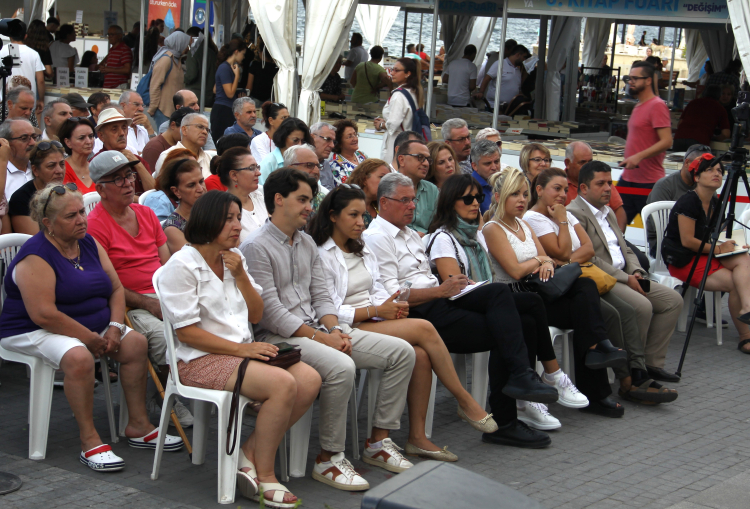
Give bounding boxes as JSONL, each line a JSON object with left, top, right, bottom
{"left": 362, "top": 438, "right": 413, "bottom": 473}
{"left": 127, "top": 429, "right": 183, "bottom": 451}
{"left": 79, "top": 445, "right": 124, "bottom": 472}
{"left": 312, "top": 452, "right": 370, "bottom": 491}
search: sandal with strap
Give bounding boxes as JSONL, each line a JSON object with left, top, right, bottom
{"left": 738, "top": 338, "right": 750, "bottom": 355}
{"left": 237, "top": 450, "right": 259, "bottom": 498}
{"left": 618, "top": 378, "right": 678, "bottom": 404}
{"left": 252, "top": 482, "right": 298, "bottom": 508}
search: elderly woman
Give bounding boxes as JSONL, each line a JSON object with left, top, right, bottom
{"left": 148, "top": 32, "right": 193, "bottom": 126}
{"left": 329, "top": 120, "right": 368, "bottom": 186}
{"left": 259, "top": 118, "right": 313, "bottom": 185}
{"left": 519, "top": 143, "right": 552, "bottom": 183}
{"left": 426, "top": 142, "right": 456, "bottom": 189}
{"left": 161, "top": 158, "right": 207, "bottom": 254}
{"left": 159, "top": 190, "right": 320, "bottom": 506}
{"left": 219, "top": 147, "right": 268, "bottom": 241}
{"left": 0, "top": 183, "right": 182, "bottom": 471}
{"left": 60, "top": 117, "right": 97, "bottom": 194}
{"left": 10, "top": 141, "right": 66, "bottom": 235}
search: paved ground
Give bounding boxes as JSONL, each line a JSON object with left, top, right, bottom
{"left": 1, "top": 307, "right": 749, "bottom": 509}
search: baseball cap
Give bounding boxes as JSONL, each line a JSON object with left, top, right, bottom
{"left": 60, "top": 93, "right": 93, "bottom": 111}
{"left": 89, "top": 151, "right": 140, "bottom": 183}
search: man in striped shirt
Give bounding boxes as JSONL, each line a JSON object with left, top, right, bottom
{"left": 100, "top": 25, "right": 132, "bottom": 89}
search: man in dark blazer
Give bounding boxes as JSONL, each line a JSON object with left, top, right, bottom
{"left": 568, "top": 161, "right": 683, "bottom": 397}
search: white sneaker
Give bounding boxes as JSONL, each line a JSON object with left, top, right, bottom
{"left": 171, "top": 400, "right": 194, "bottom": 428}
{"left": 312, "top": 452, "right": 370, "bottom": 491}
{"left": 545, "top": 371, "right": 589, "bottom": 409}
{"left": 362, "top": 438, "right": 413, "bottom": 473}
{"left": 517, "top": 402, "right": 561, "bottom": 430}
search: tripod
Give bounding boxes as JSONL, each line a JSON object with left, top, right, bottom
{"left": 1, "top": 54, "right": 14, "bottom": 123}
{"left": 676, "top": 106, "right": 750, "bottom": 377}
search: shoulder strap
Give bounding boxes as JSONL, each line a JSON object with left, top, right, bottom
{"left": 426, "top": 230, "right": 466, "bottom": 275}
{"left": 395, "top": 87, "right": 418, "bottom": 111}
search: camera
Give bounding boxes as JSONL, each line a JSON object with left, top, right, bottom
{"left": 1, "top": 18, "right": 24, "bottom": 77}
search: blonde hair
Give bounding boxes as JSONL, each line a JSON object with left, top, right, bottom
{"left": 488, "top": 166, "right": 529, "bottom": 221}
{"left": 30, "top": 183, "right": 84, "bottom": 229}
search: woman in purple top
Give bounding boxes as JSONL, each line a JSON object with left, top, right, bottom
{"left": 0, "top": 183, "right": 182, "bottom": 472}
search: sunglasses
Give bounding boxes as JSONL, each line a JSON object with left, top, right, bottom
{"left": 458, "top": 193, "right": 485, "bottom": 205}
{"left": 37, "top": 140, "right": 64, "bottom": 151}
{"left": 43, "top": 183, "right": 78, "bottom": 217}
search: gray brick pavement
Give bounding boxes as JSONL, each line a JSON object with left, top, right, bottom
{"left": 1, "top": 310, "right": 749, "bottom": 509}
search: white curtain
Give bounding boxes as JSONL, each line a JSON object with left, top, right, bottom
{"left": 439, "top": 15, "right": 475, "bottom": 69}
{"left": 728, "top": 0, "right": 750, "bottom": 77}
{"left": 355, "top": 5, "right": 400, "bottom": 49}
{"left": 249, "top": 0, "right": 297, "bottom": 109}
{"left": 700, "top": 27, "right": 736, "bottom": 73}
{"left": 298, "top": 0, "right": 357, "bottom": 125}
{"left": 684, "top": 29, "right": 708, "bottom": 83}
{"left": 469, "top": 17, "right": 497, "bottom": 68}
{"left": 545, "top": 16, "right": 582, "bottom": 121}
{"left": 582, "top": 18, "right": 613, "bottom": 69}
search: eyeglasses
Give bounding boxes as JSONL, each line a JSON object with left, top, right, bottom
{"left": 43, "top": 183, "right": 78, "bottom": 217}
{"left": 291, "top": 162, "right": 322, "bottom": 170}
{"left": 344, "top": 133, "right": 360, "bottom": 140}
{"left": 458, "top": 193, "right": 485, "bottom": 206}
{"left": 529, "top": 157, "right": 552, "bottom": 164}
{"left": 622, "top": 76, "right": 648, "bottom": 84}
{"left": 98, "top": 172, "right": 137, "bottom": 187}
{"left": 404, "top": 153, "right": 433, "bottom": 164}
{"left": 392, "top": 68, "right": 405, "bottom": 74}
{"left": 185, "top": 124, "right": 210, "bottom": 133}
{"left": 313, "top": 133, "right": 335, "bottom": 143}
{"left": 235, "top": 164, "right": 260, "bottom": 173}
{"left": 37, "top": 140, "right": 64, "bottom": 151}
{"left": 384, "top": 196, "right": 419, "bottom": 205}
{"left": 123, "top": 101, "right": 144, "bottom": 108}
{"left": 446, "top": 135, "right": 471, "bottom": 143}
{"left": 9, "top": 133, "right": 40, "bottom": 143}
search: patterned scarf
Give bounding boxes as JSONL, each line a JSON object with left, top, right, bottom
{"left": 449, "top": 217, "right": 493, "bottom": 282}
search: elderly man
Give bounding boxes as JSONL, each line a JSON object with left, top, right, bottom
{"left": 100, "top": 25, "right": 132, "bottom": 89}
{"left": 119, "top": 91, "right": 155, "bottom": 155}
{"left": 284, "top": 144, "right": 329, "bottom": 212}
{"left": 93, "top": 108, "right": 155, "bottom": 193}
{"left": 363, "top": 172, "right": 558, "bottom": 449}
{"left": 470, "top": 140, "right": 501, "bottom": 213}
{"left": 394, "top": 140, "right": 438, "bottom": 236}
{"left": 87, "top": 151, "right": 193, "bottom": 427}
{"left": 156, "top": 89, "right": 216, "bottom": 151}
{"left": 5, "top": 87, "right": 37, "bottom": 126}
{"left": 142, "top": 107, "right": 193, "bottom": 173}
{"left": 61, "top": 93, "right": 93, "bottom": 118}
{"left": 0, "top": 119, "right": 36, "bottom": 200}
{"left": 154, "top": 113, "right": 212, "bottom": 177}
{"left": 568, "top": 162, "right": 683, "bottom": 385}
{"left": 310, "top": 122, "right": 336, "bottom": 190}
{"left": 442, "top": 118, "right": 473, "bottom": 174}
{"left": 41, "top": 98, "right": 72, "bottom": 141}
{"left": 224, "top": 97, "right": 261, "bottom": 141}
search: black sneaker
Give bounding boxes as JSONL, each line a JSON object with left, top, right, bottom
{"left": 482, "top": 419, "right": 551, "bottom": 448}
{"left": 502, "top": 368, "right": 559, "bottom": 404}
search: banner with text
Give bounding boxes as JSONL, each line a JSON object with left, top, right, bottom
{"left": 506, "top": 0, "right": 729, "bottom": 22}
{"left": 148, "top": 0, "right": 182, "bottom": 31}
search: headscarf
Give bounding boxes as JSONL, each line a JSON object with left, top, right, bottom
{"left": 149, "top": 32, "right": 192, "bottom": 72}
{"left": 450, "top": 217, "right": 493, "bottom": 282}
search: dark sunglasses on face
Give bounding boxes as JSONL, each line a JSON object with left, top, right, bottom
{"left": 43, "top": 183, "right": 78, "bottom": 217}
{"left": 458, "top": 193, "right": 485, "bottom": 206}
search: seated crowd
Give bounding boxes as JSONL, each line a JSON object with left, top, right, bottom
{"left": 4, "top": 62, "right": 748, "bottom": 508}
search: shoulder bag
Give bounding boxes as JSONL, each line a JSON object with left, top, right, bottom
{"left": 578, "top": 262, "right": 617, "bottom": 295}
{"left": 516, "top": 262, "right": 582, "bottom": 303}
{"left": 426, "top": 231, "right": 465, "bottom": 283}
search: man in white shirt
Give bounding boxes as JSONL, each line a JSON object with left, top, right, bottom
{"left": 363, "top": 173, "right": 559, "bottom": 449}
{"left": 474, "top": 45, "right": 530, "bottom": 111}
{"left": 119, "top": 91, "right": 155, "bottom": 155}
{"left": 154, "top": 113, "right": 212, "bottom": 177}
{"left": 157, "top": 90, "right": 217, "bottom": 151}
{"left": 343, "top": 33, "right": 369, "bottom": 83}
{"left": 442, "top": 45, "right": 478, "bottom": 107}
{"left": 41, "top": 99, "right": 72, "bottom": 141}
{"left": 0, "top": 20, "right": 45, "bottom": 113}
{"left": 0, "top": 119, "right": 35, "bottom": 201}
{"left": 568, "top": 161, "right": 683, "bottom": 386}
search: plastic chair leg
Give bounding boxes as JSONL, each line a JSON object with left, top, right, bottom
{"left": 349, "top": 385, "right": 360, "bottom": 460}
{"left": 715, "top": 292, "right": 723, "bottom": 346}
{"left": 118, "top": 378, "right": 128, "bottom": 437}
{"left": 365, "top": 369, "right": 383, "bottom": 442}
{"left": 288, "top": 405, "right": 313, "bottom": 478}
{"left": 215, "top": 401, "right": 239, "bottom": 504}
{"left": 99, "top": 358, "right": 119, "bottom": 444}
{"left": 278, "top": 432, "right": 289, "bottom": 482}
{"left": 150, "top": 387, "right": 175, "bottom": 481}
{"left": 424, "top": 372, "right": 437, "bottom": 440}
{"left": 192, "top": 399, "right": 212, "bottom": 465}
{"left": 471, "top": 352, "right": 490, "bottom": 411}
{"left": 562, "top": 334, "right": 574, "bottom": 383}
{"left": 706, "top": 291, "right": 714, "bottom": 328}
{"left": 28, "top": 358, "right": 55, "bottom": 460}
{"left": 356, "top": 369, "right": 368, "bottom": 415}
{"left": 452, "top": 354, "right": 468, "bottom": 393}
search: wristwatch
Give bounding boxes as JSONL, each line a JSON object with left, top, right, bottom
{"left": 109, "top": 322, "right": 126, "bottom": 335}
{"left": 328, "top": 325, "right": 344, "bottom": 334}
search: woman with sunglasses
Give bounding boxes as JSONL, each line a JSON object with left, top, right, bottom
{"left": 59, "top": 117, "right": 97, "bottom": 194}
{"left": 425, "top": 142, "right": 457, "bottom": 189}
{"left": 218, "top": 146, "right": 268, "bottom": 241}
{"left": 519, "top": 143, "right": 552, "bottom": 183}
{"left": 329, "top": 120, "right": 367, "bottom": 186}
{"left": 259, "top": 118, "right": 313, "bottom": 185}
{"left": 348, "top": 159, "right": 391, "bottom": 229}
{"left": 374, "top": 58, "right": 423, "bottom": 164}
{"left": 160, "top": 158, "right": 207, "bottom": 254}
{"left": 664, "top": 155, "right": 750, "bottom": 355}
{"left": 10, "top": 141, "right": 66, "bottom": 235}
{"left": 250, "top": 102, "right": 290, "bottom": 164}
{"left": 308, "top": 185, "right": 497, "bottom": 462}
{"left": 0, "top": 183, "right": 183, "bottom": 471}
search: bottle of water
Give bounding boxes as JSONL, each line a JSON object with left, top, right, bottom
{"left": 396, "top": 281, "right": 412, "bottom": 302}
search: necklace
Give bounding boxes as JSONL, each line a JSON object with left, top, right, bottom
{"left": 49, "top": 233, "right": 84, "bottom": 271}
{"left": 498, "top": 217, "right": 520, "bottom": 233}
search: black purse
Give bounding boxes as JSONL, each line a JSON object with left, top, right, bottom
{"left": 515, "top": 262, "right": 582, "bottom": 302}
{"left": 661, "top": 236, "right": 696, "bottom": 268}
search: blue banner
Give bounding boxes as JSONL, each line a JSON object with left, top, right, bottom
{"left": 506, "top": 0, "right": 728, "bottom": 20}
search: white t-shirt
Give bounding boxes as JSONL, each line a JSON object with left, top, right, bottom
{"left": 523, "top": 210, "right": 581, "bottom": 252}
{"left": 345, "top": 46, "right": 369, "bottom": 82}
{"left": 0, "top": 43, "right": 44, "bottom": 101}
{"left": 240, "top": 187, "right": 269, "bottom": 242}
{"left": 426, "top": 227, "right": 488, "bottom": 278}
{"left": 49, "top": 41, "right": 79, "bottom": 70}
{"left": 486, "top": 58, "right": 522, "bottom": 108}
{"left": 444, "top": 58, "right": 478, "bottom": 106}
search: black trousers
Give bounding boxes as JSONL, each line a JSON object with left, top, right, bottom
{"left": 210, "top": 103, "right": 234, "bottom": 146}
{"left": 513, "top": 292, "right": 556, "bottom": 366}
{"left": 617, "top": 178, "right": 655, "bottom": 224}
{"left": 410, "top": 283, "right": 530, "bottom": 426}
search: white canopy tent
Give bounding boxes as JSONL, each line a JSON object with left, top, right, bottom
{"left": 728, "top": 0, "right": 750, "bottom": 75}
{"left": 684, "top": 29, "right": 708, "bottom": 82}
{"left": 355, "top": 5, "right": 400, "bottom": 48}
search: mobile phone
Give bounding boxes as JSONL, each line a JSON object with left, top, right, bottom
{"left": 275, "top": 342, "right": 295, "bottom": 354}
{"left": 7, "top": 44, "right": 21, "bottom": 68}
{"left": 637, "top": 278, "right": 651, "bottom": 293}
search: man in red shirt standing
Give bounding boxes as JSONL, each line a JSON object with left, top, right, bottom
{"left": 100, "top": 25, "right": 132, "bottom": 89}
{"left": 617, "top": 61, "right": 673, "bottom": 223}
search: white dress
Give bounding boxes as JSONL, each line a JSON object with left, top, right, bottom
{"left": 482, "top": 219, "right": 539, "bottom": 284}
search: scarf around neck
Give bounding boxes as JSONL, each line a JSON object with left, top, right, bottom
{"left": 449, "top": 217, "right": 493, "bottom": 282}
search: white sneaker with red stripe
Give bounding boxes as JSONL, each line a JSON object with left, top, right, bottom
{"left": 127, "top": 429, "right": 183, "bottom": 451}
{"left": 79, "top": 445, "right": 125, "bottom": 472}
{"left": 311, "top": 452, "right": 370, "bottom": 491}
{"left": 362, "top": 438, "right": 413, "bottom": 473}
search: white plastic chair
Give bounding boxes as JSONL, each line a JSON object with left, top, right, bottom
{"left": 139, "top": 189, "right": 157, "bottom": 205}
{"left": 83, "top": 192, "right": 101, "bottom": 215}
{"left": 642, "top": 201, "right": 722, "bottom": 344}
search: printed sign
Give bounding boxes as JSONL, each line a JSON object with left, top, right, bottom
{"left": 75, "top": 68, "right": 88, "bottom": 88}
{"left": 75, "top": 10, "right": 83, "bottom": 24}
{"left": 56, "top": 68, "right": 70, "bottom": 88}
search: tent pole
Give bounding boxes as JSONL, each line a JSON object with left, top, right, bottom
{"left": 138, "top": 0, "right": 145, "bottom": 79}
{"left": 491, "top": 0, "right": 508, "bottom": 130}
{"left": 418, "top": 13, "right": 423, "bottom": 52}
{"left": 199, "top": 2, "right": 210, "bottom": 112}
{"left": 402, "top": 12, "right": 408, "bottom": 57}
{"left": 611, "top": 22, "right": 617, "bottom": 70}
{"left": 425, "top": 0, "right": 438, "bottom": 121}
{"left": 534, "top": 16, "right": 548, "bottom": 119}
{"left": 667, "top": 26, "right": 677, "bottom": 108}
{"left": 621, "top": 24, "right": 626, "bottom": 44}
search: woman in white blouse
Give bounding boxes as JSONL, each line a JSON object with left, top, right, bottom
{"left": 159, "top": 191, "right": 321, "bottom": 508}
{"left": 374, "top": 58, "right": 422, "bottom": 164}
{"left": 217, "top": 146, "right": 268, "bottom": 242}
{"left": 308, "top": 185, "right": 498, "bottom": 462}
{"left": 250, "top": 102, "right": 289, "bottom": 164}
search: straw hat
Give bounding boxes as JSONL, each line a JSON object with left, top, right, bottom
{"left": 95, "top": 108, "right": 133, "bottom": 131}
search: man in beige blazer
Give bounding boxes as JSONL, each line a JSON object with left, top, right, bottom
{"left": 568, "top": 161, "right": 683, "bottom": 391}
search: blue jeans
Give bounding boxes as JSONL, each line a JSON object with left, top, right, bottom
{"left": 152, "top": 109, "right": 169, "bottom": 127}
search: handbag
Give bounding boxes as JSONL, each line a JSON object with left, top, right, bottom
{"left": 661, "top": 236, "right": 695, "bottom": 268}
{"left": 516, "top": 262, "right": 582, "bottom": 302}
{"left": 226, "top": 342, "right": 301, "bottom": 455}
{"left": 579, "top": 262, "right": 617, "bottom": 295}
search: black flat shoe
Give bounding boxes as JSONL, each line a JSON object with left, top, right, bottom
{"left": 580, "top": 396, "right": 624, "bottom": 418}
{"left": 646, "top": 366, "right": 681, "bottom": 383}
{"left": 502, "top": 368, "right": 559, "bottom": 404}
{"left": 482, "top": 419, "right": 551, "bottom": 449}
{"left": 585, "top": 340, "right": 628, "bottom": 370}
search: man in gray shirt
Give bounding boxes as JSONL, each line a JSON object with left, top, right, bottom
{"left": 241, "top": 169, "right": 415, "bottom": 492}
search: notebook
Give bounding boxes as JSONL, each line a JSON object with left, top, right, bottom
{"left": 448, "top": 280, "right": 489, "bottom": 301}
{"left": 716, "top": 228, "right": 749, "bottom": 258}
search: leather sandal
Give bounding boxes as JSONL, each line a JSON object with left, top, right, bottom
{"left": 738, "top": 338, "right": 750, "bottom": 355}
{"left": 618, "top": 378, "right": 678, "bottom": 403}
{"left": 237, "top": 450, "right": 259, "bottom": 498}
{"left": 252, "top": 482, "right": 297, "bottom": 508}
{"left": 585, "top": 340, "right": 628, "bottom": 370}
{"left": 579, "top": 396, "right": 624, "bottom": 418}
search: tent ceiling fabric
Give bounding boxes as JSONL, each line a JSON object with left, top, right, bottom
{"left": 468, "top": 16, "right": 497, "bottom": 68}
{"left": 355, "top": 5, "right": 400, "bottom": 48}
{"left": 582, "top": 18, "right": 613, "bottom": 69}
{"left": 299, "top": 0, "right": 358, "bottom": 125}
{"left": 684, "top": 29, "right": 707, "bottom": 83}
{"left": 700, "top": 27, "right": 735, "bottom": 75}
{"left": 545, "top": 15, "right": 582, "bottom": 121}
{"left": 248, "top": 0, "right": 297, "bottom": 109}
{"left": 728, "top": 0, "right": 750, "bottom": 78}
